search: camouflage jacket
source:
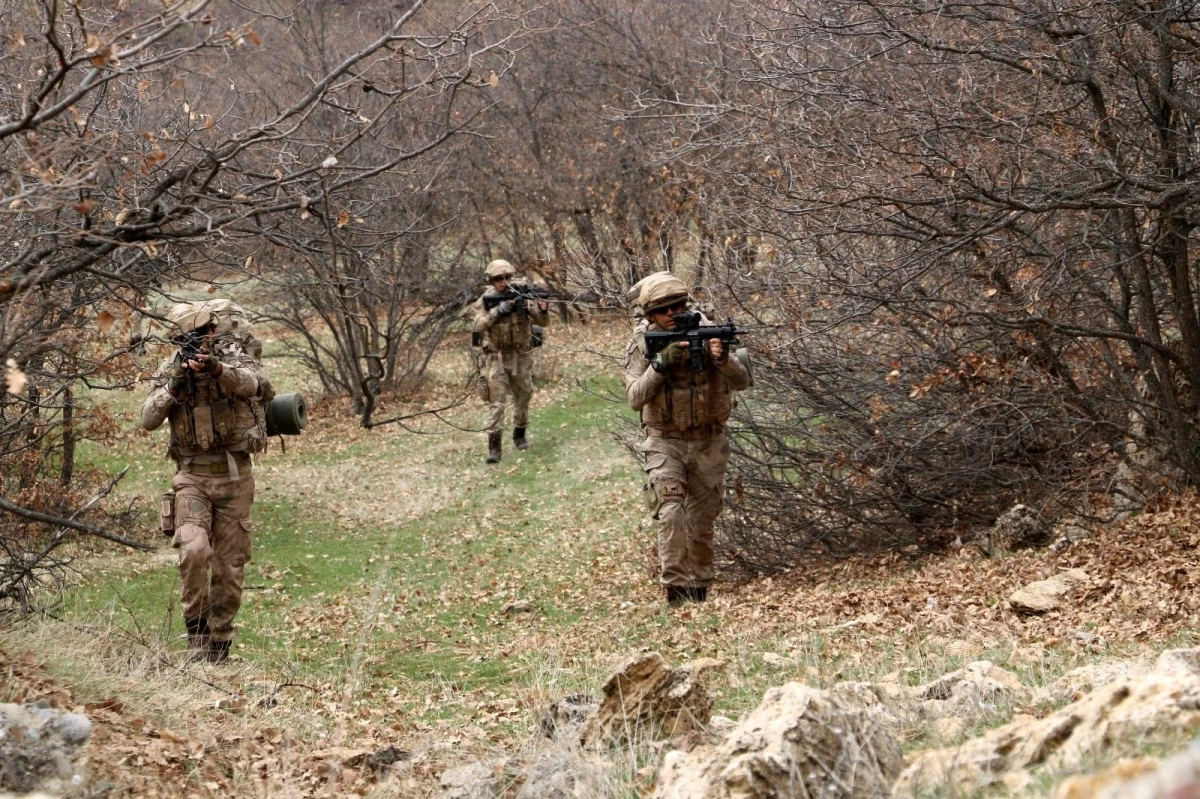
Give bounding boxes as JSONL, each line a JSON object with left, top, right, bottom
{"left": 472, "top": 286, "right": 549, "bottom": 355}
{"left": 624, "top": 316, "right": 750, "bottom": 435}
{"left": 141, "top": 337, "right": 274, "bottom": 462}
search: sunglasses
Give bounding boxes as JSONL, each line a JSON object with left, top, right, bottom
{"left": 653, "top": 300, "right": 688, "bottom": 314}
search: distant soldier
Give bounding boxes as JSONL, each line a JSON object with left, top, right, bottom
{"left": 472, "top": 259, "right": 550, "bottom": 464}
{"left": 141, "top": 301, "right": 274, "bottom": 662}
{"left": 623, "top": 273, "right": 751, "bottom": 606}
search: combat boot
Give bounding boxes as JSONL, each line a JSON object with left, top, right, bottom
{"left": 665, "top": 586, "right": 688, "bottom": 607}
{"left": 513, "top": 427, "right": 529, "bottom": 451}
{"left": 486, "top": 431, "right": 502, "bottom": 464}
{"left": 207, "top": 639, "right": 231, "bottom": 664}
{"left": 185, "top": 617, "right": 210, "bottom": 661}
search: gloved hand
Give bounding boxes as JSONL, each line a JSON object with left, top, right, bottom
{"left": 653, "top": 342, "right": 687, "bottom": 371}
{"left": 496, "top": 300, "right": 515, "bottom": 315}
{"left": 168, "top": 373, "right": 188, "bottom": 396}
{"left": 196, "top": 355, "right": 222, "bottom": 375}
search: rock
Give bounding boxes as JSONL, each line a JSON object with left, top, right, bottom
{"left": 893, "top": 667, "right": 1200, "bottom": 797}
{"left": 0, "top": 702, "right": 92, "bottom": 796}
{"left": 515, "top": 751, "right": 575, "bottom": 799}
{"left": 537, "top": 693, "right": 596, "bottom": 739}
{"left": 988, "top": 504, "right": 1053, "bottom": 552}
{"left": 708, "top": 715, "right": 736, "bottom": 732}
{"left": 1155, "top": 647, "right": 1200, "bottom": 675}
{"left": 1008, "top": 568, "right": 1089, "bottom": 614}
{"left": 1053, "top": 757, "right": 1159, "bottom": 799}
{"left": 439, "top": 760, "right": 503, "bottom": 799}
{"left": 915, "top": 660, "right": 1032, "bottom": 721}
{"left": 500, "top": 600, "right": 534, "bottom": 615}
{"left": 1045, "top": 659, "right": 1140, "bottom": 703}
{"left": 653, "top": 682, "right": 902, "bottom": 799}
{"left": 831, "top": 680, "right": 916, "bottom": 735}
{"left": 760, "top": 652, "right": 789, "bottom": 667}
{"left": 581, "top": 653, "right": 723, "bottom": 744}
{"left": 930, "top": 716, "right": 968, "bottom": 742}
{"left": 1074, "top": 740, "right": 1200, "bottom": 799}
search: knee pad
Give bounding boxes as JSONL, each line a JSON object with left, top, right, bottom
{"left": 651, "top": 480, "right": 686, "bottom": 519}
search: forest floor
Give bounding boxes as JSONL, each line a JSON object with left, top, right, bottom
{"left": 4, "top": 318, "right": 1200, "bottom": 797}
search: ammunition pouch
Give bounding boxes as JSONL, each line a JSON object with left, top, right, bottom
{"left": 159, "top": 491, "right": 176, "bottom": 537}
{"left": 471, "top": 330, "right": 482, "bottom": 348}
{"left": 265, "top": 392, "right": 308, "bottom": 437}
{"left": 532, "top": 325, "right": 545, "bottom": 349}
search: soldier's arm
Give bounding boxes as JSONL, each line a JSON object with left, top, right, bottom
{"left": 140, "top": 359, "right": 179, "bottom": 431}
{"left": 140, "top": 386, "right": 175, "bottom": 431}
{"left": 624, "top": 338, "right": 665, "bottom": 411}
{"left": 714, "top": 343, "right": 751, "bottom": 391}
{"left": 215, "top": 355, "right": 269, "bottom": 399}
{"left": 473, "top": 297, "right": 499, "bottom": 332}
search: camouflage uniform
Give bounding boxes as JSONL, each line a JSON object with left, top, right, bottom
{"left": 141, "top": 301, "right": 274, "bottom": 661}
{"left": 473, "top": 260, "right": 549, "bottom": 461}
{"left": 623, "top": 274, "right": 750, "bottom": 603}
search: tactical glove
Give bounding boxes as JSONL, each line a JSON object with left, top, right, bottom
{"left": 495, "top": 300, "right": 516, "bottom": 315}
{"left": 197, "top": 355, "right": 222, "bottom": 375}
{"left": 653, "top": 342, "right": 687, "bottom": 371}
{"left": 168, "top": 374, "right": 188, "bottom": 396}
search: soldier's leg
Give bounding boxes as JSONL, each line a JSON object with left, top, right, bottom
{"left": 511, "top": 354, "right": 534, "bottom": 449}
{"left": 485, "top": 355, "right": 511, "bottom": 433}
{"left": 171, "top": 473, "right": 214, "bottom": 654}
{"left": 206, "top": 470, "right": 256, "bottom": 653}
{"left": 683, "top": 434, "right": 731, "bottom": 590}
{"left": 511, "top": 354, "right": 534, "bottom": 429}
{"left": 644, "top": 441, "right": 690, "bottom": 591}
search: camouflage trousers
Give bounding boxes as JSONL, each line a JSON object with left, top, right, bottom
{"left": 171, "top": 463, "right": 254, "bottom": 643}
{"left": 641, "top": 433, "right": 730, "bottom": 589}
{"left": 484, "top": 350, "right": 534, "bottom": 433}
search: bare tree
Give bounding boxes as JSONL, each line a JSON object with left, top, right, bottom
{"left": 0, "top": 0, "right": 518, "bottom": 612}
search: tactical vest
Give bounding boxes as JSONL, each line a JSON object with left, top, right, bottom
{"left": 166, "top": 341, "right": 271, "bottom": 459}
{"left": 477, "top": 293, "right": 535, "bottom": 353}
{"left": 634, "top": 320, "right": 734, "bottom": 434}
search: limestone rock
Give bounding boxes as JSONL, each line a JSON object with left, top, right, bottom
{"left": 1046, "top": 659, "right": 1141, "bottom": 703}
{"left": 915, "top": 660, "right": 1032, "bottom": 723}
{"left": 440, "top": 760, "right": 503, "bottom": 799}
{"left": 581, "top": 653, "right": 723, "bottom": 744}
{"left": 1077, "top": 740, "right": 1200, "bottom": 799}
{"left": 988, "top": 504, "right": 1053, "bottom": 552}
{"left": 893, "top": 667, "right": 1200, "bottom": 797}
{"left": 654, "top": 682, "right": 902, "bottom": 799}
{"left": 537, "top": 693, "right": 597, "bottom": 739}
{"left": 0, "top": 702, "right": 92, "bottom": 796}
{"left": 515, "top": 751, "right": 575, "bottom": 799}
{"left": 1008, "top": 568, "right": 1089, "bottom": 614}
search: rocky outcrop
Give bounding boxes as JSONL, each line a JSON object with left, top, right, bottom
{"left": 988, "top": 504, "right": 1053, "bottom": 552}
{"left": 1008, "top": 568, "right": 1089, "bottom": 614}
{"left": 439, "top": 760, "right": 504, "bottom": 799}
{"left": 654, "top": 682, "right": 902, "bottom": 798}
{"left": 581, "top": 653, "right": 723, "bottom": 744}
{"left": 537, "top": 693, "right": 597, "bottom": 740}
{"left": 893, "top": 647, "right": 1200, "bottom": 797}
{"left": 0, "top": 702, "right": 92, "bottom": 796}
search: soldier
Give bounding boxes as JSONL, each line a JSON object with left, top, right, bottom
{"left": 473, "top": 259, "right": 550, "bottom": 464}
{"left": 623, "top": 273, "right": 751, "bottom": 606}
{"left": 141, "top": 300, "right": 274, "bottom": 662}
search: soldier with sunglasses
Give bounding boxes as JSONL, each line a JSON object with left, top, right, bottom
{"left": 623, "top": 273, "right": 751, "bottom": 606}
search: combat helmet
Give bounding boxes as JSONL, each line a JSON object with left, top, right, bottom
{"left": 166, "top": 299, "right": 252, "bottom": 340}
{"left": 485, "top": 259, "right": 516, "bottom": 280}
{"left": 629, "top": 271, "right": 689, "bottom": 315}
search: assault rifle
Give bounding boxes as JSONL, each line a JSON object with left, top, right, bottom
{"left": 169, "top": 330, "right": 208, "bottom": 396}
{"left": 481, "top": 283, "right": 553, "bottom": 316}
{"left": 642, "top": 310, "right": 747, "bottom": 374}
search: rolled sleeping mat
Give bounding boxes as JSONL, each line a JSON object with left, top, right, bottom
{"left": 266, "top": 392, "right": 308, "bottom": 437}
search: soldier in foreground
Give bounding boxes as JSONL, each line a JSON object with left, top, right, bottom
{"left": 141, "top": 301, "right": 274, "bottom": 662}
{"left": 624, "top": 273, "right": 751, "bottom": 606}
{"left": 472, "top": 259, "right": 550, "bottom": 464}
